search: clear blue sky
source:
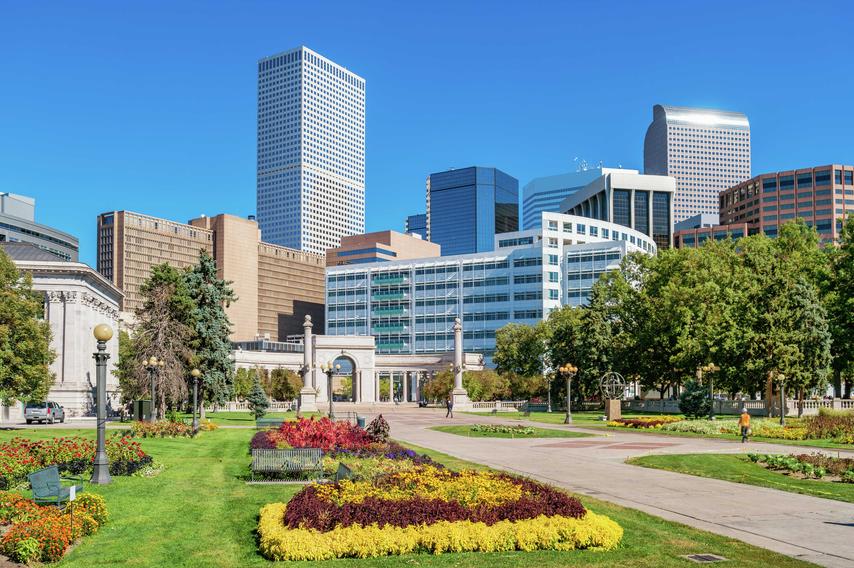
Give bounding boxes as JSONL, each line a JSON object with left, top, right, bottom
{"left": 1, "top": 0, "right": 853, "bottom": 266}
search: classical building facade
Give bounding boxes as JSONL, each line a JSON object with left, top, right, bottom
{"left": 0, "top": 243, "right": 122, "bottom": 422}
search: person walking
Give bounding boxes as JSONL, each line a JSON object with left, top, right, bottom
{"left": 445, "top": 397, "right": 454, "bottom": 419}
{"left": 738, "top": 407, "right": 751, "bottom": 443}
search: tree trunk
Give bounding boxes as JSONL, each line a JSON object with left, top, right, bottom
{"left": 199, "top": 391, "right": 206, "bottom": 420}
{"left": 659, "top": 384, "right": 666, "bottom": 401}
{"left": 833, "top": 368, "right": 843, "bottom": 399}
{"left": 797, "top": 388, "right": 804, "bottom": 418}
{"left": 845, "top": 380, "right": 852, "bottom": 400}
{"left": 765, "top": 374, "right": 774, "bottom": 417}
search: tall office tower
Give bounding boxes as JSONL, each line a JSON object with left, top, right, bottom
{"left": 426, "top": 167, "right": 518, "bottom": 255}
{"left": 644, "top": 104, "right": 750, "bottom": 222}
{"left": 0, "top": 193, "right": 78, "bottom": 261}
{"left": 256, "top": 46, "right": 366, "bottom": 254}
{"left": 404, "top": 213, "right": 427, "bottom": 238}
{"left": 521, "top": 168, "right": 604, "bottom": 230}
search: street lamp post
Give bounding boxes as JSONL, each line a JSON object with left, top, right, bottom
{"left": 92, "top": 324, "right": 113, "bottom": 485}
{"left": 321, "top": 362, "right": 339, "bottom": 420}
{"left": 778, "top": 373, "right": 787, "bottom": 426}
{"left": 144, "top": 356, "right": 161, "bottom": 422}
{"left": 559, "top": 364, "right": 578, "bottom": 424}
{"left": 699, "top": 363, "right": 720, "bottom": 421}
{"left": 190, "top": 368, "right": 201, "bottom": 431}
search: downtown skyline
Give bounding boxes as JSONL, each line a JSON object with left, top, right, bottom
{"left": 2, "top": 0, "right": 854, "bottom": 265}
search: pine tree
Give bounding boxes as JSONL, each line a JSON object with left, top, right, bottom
{"left": 0, "top": 249, "right": 55, "bottom": 403}
{"left": 247, "top": 376, "right": 269, "bottom": 419}
{"left": 186, "top": 250, "right": 236, "bottom": 416}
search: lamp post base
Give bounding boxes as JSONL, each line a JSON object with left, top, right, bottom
{"left": 91, "top": 454, "right": 112, "bottom": 485}
{"left": 451, "top": 388, "right": 471, "bottom": 409}
{"left": 299, "top": 388, "right": 319, "bottom": 413}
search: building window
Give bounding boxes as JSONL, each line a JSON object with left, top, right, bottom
{"left": 613, "top": 190, "right": 631, "bottom": 227}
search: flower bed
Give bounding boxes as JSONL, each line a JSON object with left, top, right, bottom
{"left": 0, "top": 491, "right": 107, "bottom": 563}
{"left": 748, "top": 453, "right": 854, "bottom": 482}
{"left": 259, "top": 466, "right": 621, "bottom": 560}
{"left": 607, "top": 416, "right": 682, "bottom": 429}
{"left": 251, "top": 417, "right": 371, "bottom": 452}
{"left": 470, "top": 424, "right": 535, "bottom": 435}
{"left": 130, "top": 420, "right": 195, "bottom": 438}
{"left": 0, "top": 436, "right": 152, "bottom": 489}
{"left": 658, "top": 418, "right": 809, "bottom": 440}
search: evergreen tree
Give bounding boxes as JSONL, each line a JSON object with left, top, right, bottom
{"left": 186, "top": 250, "right": 236, "bottom": 415}
{"left": 679, "top": 379, "right": 711, "bottom": 418}
{"left": 0, "top": 249, "right": 55, "bottom": 403}
{"left": 247, "top": 376, "right": 269, "bottom": 419}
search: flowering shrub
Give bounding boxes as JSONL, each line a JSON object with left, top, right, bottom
{"left": 607, "top": 416, "right": 682, "bottom": 429}
{"left": 365, "top": 415, "right": 390, "bottom": 443}
{"left": 803, "top": 412, "right": 854, "bottom": 441}
{"left": 130, "top": 420, "right": 195, "bottom": 438}
{"left": 259, "top": 502, "right": 623, "bottom": 561}
{"left": 252, "top": 417, "right": 372, "bottom": 453}
{"left": 470, "top": 424, "right": 536, "bottom": 435}
{"left": 0, "top": 436, "right": 152, "bottom": 489}
{"left": 0, "top": 491, "right": 107, "bottom": 563}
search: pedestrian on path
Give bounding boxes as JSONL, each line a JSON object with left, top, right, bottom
{"left": 738, "top": 407, "right": 751, "bottom": 443}
{"left": 445, "top": 397, "right": 453, "bottom": 418}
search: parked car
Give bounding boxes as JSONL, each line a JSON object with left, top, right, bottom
{"left": 24, "top": 401, "right": 65, "bottom": 424}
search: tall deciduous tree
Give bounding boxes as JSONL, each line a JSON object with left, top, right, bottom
{"left": 186, "top": 250, "right": 236, "bottom": 416}
{"left": 0, "top": 250, "right": 55, "bottom": 403}
{"left": 133, "top": 263, "right": 193, "bottom": 419}
{"left": 827, "top": 215, "right": 854, "bottom": 396}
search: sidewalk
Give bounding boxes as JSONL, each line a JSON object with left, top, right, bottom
{"left": 382, "top": 408, "right": 854, "bottom": 568}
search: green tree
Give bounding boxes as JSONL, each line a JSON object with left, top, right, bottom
{"left": 679, "top": 379, "right": 711, "bottom": 418}
{"left": 233, "top": 368, "right": 252, "bottom": 400}
{"left": 246, "top": 376, "right": 269, "bottom": 419}
{"left": 827, "top": 214, "right": 854, "bottom": 396}
{"left": 270, "top": 368, "right": 301, "bottom": 401}
{"left": 113, "top": 330, "right": 141, "bottom": 405}
{"left": 423, "top": 370, "right": 452, "bottom": 401}
{"left": 0, "top": 249, "right": 55, "bottom": 403}
{"left": 462, "top": 369, "right": 510, "bottom": 401}
{"left": 493, "top": 322, "right": 547, "bottom": 378}
{"left": 186, "top": 250, "right": 236, "bottom": 417}
{"left": 134, "top": 263, "right": 194, "bottom": 419}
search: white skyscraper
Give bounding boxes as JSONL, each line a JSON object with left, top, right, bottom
{"left": 644, "top": 104, "right": 750, "bottom": 222}
{"left": 257, "top": 46, "right": 365, "bottom": 254}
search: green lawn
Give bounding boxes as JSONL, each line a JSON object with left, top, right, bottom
{"left": 431, "top": 424, "right": 592, "bottom": 439}
{"left": 173, "top": 410, "right": 320, "bottom": 426}
{"left": 0, "top": 426, "right": 816, "bottom": 567}
{"left": 629, "top": 453, "right": 854, "bottom": 504}
{"left": 473, "top": 410, "right": 854, "bottom": 450}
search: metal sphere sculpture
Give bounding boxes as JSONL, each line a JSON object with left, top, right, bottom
{"left": 599, "top": 371, "right": 626, "bottom": 400}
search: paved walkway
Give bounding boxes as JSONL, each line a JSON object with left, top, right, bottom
{"left": 369, "top": 406, "right": 854, "bottom": 568}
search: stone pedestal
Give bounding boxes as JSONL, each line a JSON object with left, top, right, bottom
{"left": 299, "top": 387, "right": 318, "bottom": 413}
{"left": 605, "top": 399, "right": 621, "bottom": 421}
{"left": 451, "top": 388, "right": 471, "bottom": 409}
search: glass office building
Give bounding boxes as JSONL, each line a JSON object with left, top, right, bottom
{"left": 521, "top": 168, "right": 604, "bottom": 230}
{"left": 404, "top": 213, "right": 427, "bottom": 239}
{"left": 426, "top": 167, "right": 518, "bottom": 255}
{"left": 326, "top": 212, "right": 656, "bottom": 364}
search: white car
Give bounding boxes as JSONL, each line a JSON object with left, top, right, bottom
{"left": 24, "top": 401, "right": 66, "bottom": 424}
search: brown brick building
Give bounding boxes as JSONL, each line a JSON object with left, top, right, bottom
{"left": 97, "top": 211, "right": 325, "bottom": 340}
{"left": 325, "top": 230, "right": 440, "bottom": 266}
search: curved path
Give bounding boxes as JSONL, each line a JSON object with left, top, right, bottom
{"left": 370, "top": 406, "right": 854, "bottom": 568}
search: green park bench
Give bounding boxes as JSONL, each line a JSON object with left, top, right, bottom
{"left": 250, "top": 448, "right": 323, "bottom": 481}
{"left": 255, "top": 417, "right": 285, "bottom": 429}
{"left": 521, "top": 402, "right": 548, "bottom": 417}
{"left": 28, "top": 466, "right": 84, "bottom": 507}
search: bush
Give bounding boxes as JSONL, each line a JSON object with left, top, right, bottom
{"left": 607, "top": 416, "right": 682, "bottom": 429}
{"left": 365, "top": 415, "right": 389, "bottom": 443}
{"left": 2, "top": 515, "right": 71, "bottom": 562}
{"left": 198, "top": 419, "right": 219, "bottom": 431}
{"left": 131, "top": 420, "right": 194, "bottom": 438}
{"left": 11, "top": 536, "right": 40, "bottom": 564}
{"left": 69, "top": 493, "right": 108, "bottom": 526}
{"left": 678, "top": 379, "right": 711, "bottom": 419}
{"left": 803, "top": 412, "right": 854, "bottom": 441}
{"left": 247, "top": 376, "right": 270, "bottom": 419}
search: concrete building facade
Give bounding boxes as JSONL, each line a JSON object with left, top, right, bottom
{"left": 0, "top": 193, "right": 79, "bottom": 261}
{"left": 0, "top": 243, "right": 122, "bottom": 422}
{"left": 325, "top": 212, "right": 656, "bottom": 364}
{"left": 326, "top": 230, "right": 440, "bottom": 266}
{"left": 256, "top": 46, "right": 366, "bottom": 254}
{"left": 559, "top": 169, "right": 676, "bottom": 249}
{"left": 97, "top": 211, "right": 325, "bottom": 341}
{"left": 644, "top": 104, "right": 751, "bottom": 222}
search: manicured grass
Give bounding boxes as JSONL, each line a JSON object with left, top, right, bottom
{"left": 0, "top": 427, "right": 815, "bottom": 567}
{"left": 629, "top": 453, "right": 854, "bottom": 504}
{"left": 474, "top": 410, "right": 854, "bottom": 451}
{"left": 431, "top": 424, "right": 592, "bottom": 439}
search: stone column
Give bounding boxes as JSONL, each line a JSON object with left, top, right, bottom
{"left": 355, "top": 370, "right": 361, "bottom": 403}
{"left": 375, "top": 372, "right": 380, "bottom": 402}
{"left": 298, "top": 315, "right": 318, "bottom": 412}
{"left": 389, "top": 372, "right": 394, "bottom": 402}
{"left": 403, "top": 371, "right": 409, "bottom": 403}
{"left": 451, "top": 318, "right": 470, "bottom": 408}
